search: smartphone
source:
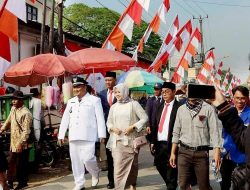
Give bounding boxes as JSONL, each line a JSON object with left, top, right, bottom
{"left": 187, "top": 84, "right": 215, "bottom": 99}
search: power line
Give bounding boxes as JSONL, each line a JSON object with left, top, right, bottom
{"left": 191, "top": 0, "right": 207, "bottom": 15}
{"left": 192, "top": 1, "right": 250, "bottom": 8}
{"left": 94, "top": 0, "right": 120, "bottom": 17}
{"left": 181, "top": 0, "right": 200, "bottom": 16}
{"left": 36, "top": 0, "right": 103, "bottom": 40}
{"left": 173, "top": 0, "right": 194, "bottom": 17}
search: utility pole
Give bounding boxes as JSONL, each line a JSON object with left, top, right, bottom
{"left": 193, "top": 15, "right": 208, "bottom": 65}
{"left": 57, "top": 1, "right": 64, "bottom": 55}
{"left": 49, "top": 0, "right": 55, "bottom": 53}
{"left": 40, "top": 0, "right": 47, "bottom": 54}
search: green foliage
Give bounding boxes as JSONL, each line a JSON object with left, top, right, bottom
{"left": 62, "top": 3, "right": 162, "bottom": 60}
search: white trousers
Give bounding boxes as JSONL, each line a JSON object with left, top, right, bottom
{"left": 70, "top": 141, "right": 100, "bottom": 189}
{"left": 33, "top": 119, "right": 41, "bottom": 141}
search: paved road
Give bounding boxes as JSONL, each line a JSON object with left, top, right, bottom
{"left": 28, "top": 146, "right": 220, "bottom": 190}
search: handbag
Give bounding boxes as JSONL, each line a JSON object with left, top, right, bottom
{"left": 130, "top": 101, "right": 148, "bottom": 150}
{"left": 133, "top": 135, "right": 147, "bottom": 149}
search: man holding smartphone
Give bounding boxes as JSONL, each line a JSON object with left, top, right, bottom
{"left": 220, "top": 85, "right": 250, "bottom": 190}
{"left": 170, "top": 95, "right": 222, "bottom": 190}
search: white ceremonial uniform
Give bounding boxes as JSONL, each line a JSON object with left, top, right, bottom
{"left": 58, "top": 93, "right": 106, "bottom": 190}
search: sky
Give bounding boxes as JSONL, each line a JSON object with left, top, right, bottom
{"left": 64, "top": 0, "right": 250, "bottom": 83}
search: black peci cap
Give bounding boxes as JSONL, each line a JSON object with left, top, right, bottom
{"left": 30, "top": 88, "right": 39, "bottom": 97}
{"left": 162, "top": 82, "right": 176, "bottom": 90}
{"left": 105, "top": 71, "right": 116, "bottom": 79}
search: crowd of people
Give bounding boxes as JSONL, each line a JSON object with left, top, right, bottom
{"left": 0, "top": 71, "right": 250, "bottom": 190}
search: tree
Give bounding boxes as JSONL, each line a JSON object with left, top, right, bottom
{"left": 62, "top": 3, "right": 162, "bottom": 61}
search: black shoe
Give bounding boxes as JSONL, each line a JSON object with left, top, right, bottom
{"left": 7, "top": 181, "right": 14, "bottom": 189}
{"left": 14, "top": 183, "right": 28, "bottom": 190}
{"left": 107, "top": 182, "right": 115, "bottom": 189}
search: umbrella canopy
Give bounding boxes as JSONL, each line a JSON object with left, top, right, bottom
{"left": 68, "top": 48, "right": 136, "bottom": 74}
{"left": 118, "top": 70, "right": 164, "bottom": 88}
{"left": 4, "top": 53, "right": 83, "bottom": 87}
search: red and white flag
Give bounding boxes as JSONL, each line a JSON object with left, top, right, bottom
{"left": 171, "top": 28, "right": 201, "bottom": 84}
{"left": 102, "top": 0, "right": 150, "bottom": 51}
{"left": 227, "top": 75, "right": 237, "bottom": 94}
{"left": 0, "top": 32, "right": 11, "bottom": 79}
{"left": 132, "top": 0, "right": 170, "bottom": 60}
{"left": 147, "top": 19, "right": 192, "bottom": 72}
{"left": 0, "top": 0, "right": 26, "bottom": 42}
{"left": 157, "top": 15, "right": 179, "bottom": 57}
{"left": 221, "top": 68, "right": 231, "bottom": 92}
{"left": 197, "top": 50, "right": 215, "bottom": 84}
{"left": 214, "top": 61, "right": 223, "bottom": 86}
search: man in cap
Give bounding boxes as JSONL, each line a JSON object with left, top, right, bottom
{"left": 98, "top": 71, "right": 116, "bottom": 189}
{"left": 58, "top": 77, "right": 106, "bottom": 190}
{"left": 145, "top": 83, "right": 163, "bottom": 143}
{"left": 150, "top": 82, "right": 181, "bottom": 190}
{"left": 170, "top": 93, "right": 222, "bottom": 190}
{"left": 0, "top": 90, "right": 33, "bottom": 190}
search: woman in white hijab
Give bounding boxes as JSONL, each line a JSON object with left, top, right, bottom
{"left": 106, "top": 83, "right": 148, "bottom": 190}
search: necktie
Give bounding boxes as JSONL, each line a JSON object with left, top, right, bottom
{"left": 108, "top": 90, "right": 113, "bottom": 106}
{"left": 156, "top": 97, "right": 161, "bottom": 105}
{"left": 158, "top": 103, "right": 169, "bottom": 133}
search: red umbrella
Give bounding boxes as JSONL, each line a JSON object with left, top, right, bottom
{"left": 68, "top": 48, "right": 136, "bottom": 74}
{"left": 4, "top": 53, "right": 83, "bottom": 87}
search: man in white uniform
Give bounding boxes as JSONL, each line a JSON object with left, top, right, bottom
{"left": 58, "top": 77, "right": 106, "bottom": 190}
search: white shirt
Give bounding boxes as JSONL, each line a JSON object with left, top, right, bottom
{"left": 157, "top": 99, "right": 175, "bottom": 141}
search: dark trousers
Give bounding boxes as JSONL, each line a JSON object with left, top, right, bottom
{"left": 106, "top": 145, "right": 114, "bottom": 184}
{"left": 220, "top": 158, "right": 237, "bottom": 190}
{"left": 154, "top": 141, "right": 177, "bottom": 190}
{"left": 178, "top": 147, "right": 210, "bottom": 190}
{"left": 7, "top": 149, "right": 29, "bottom": 185}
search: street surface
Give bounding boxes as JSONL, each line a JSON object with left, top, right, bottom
{"left": 28, "top": 146, "right": 220, "bottom": 190}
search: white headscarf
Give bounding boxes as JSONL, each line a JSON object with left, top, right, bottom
{"left": 114, "top": 83, "right": 131, "bottom": 103}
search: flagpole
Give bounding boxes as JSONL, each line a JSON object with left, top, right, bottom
{"left": 0, "top": 0, "right": 8, "bottom": 18}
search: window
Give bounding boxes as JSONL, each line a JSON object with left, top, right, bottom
{"left": 26, "top": 4, "right": 38, "bottom": 22}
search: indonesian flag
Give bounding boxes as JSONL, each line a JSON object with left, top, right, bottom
{"left": 227, "top": 75, "right": 237, "bottom": 94}
{"left": 64, "top": 40, "right": 84, "bottom": 55}
{"left": 102, "top": 0, "right": 150, "bottom": 51}
{"left": 221, "top": 68, "right": 231, "bottom": 92}
{"left": 214, "top": 61, "right": 223, "bottom": 86}
{"left": 197, "top": 50, "right": 215, "bottom": 84}
{"left": 132, "top": 0, "right": 170, "bottom": 60}
{"left": 148, "top": 19, "right": 192, "bottom": 72}
{"left": 171, "top": 28, "right": 201, "bottom": 83}
{"left": 157, "top": 15, "right": 179, "bottom": 57}
{"left": 0, "top": 32, "right": 11, "bottom": 79}
{"left": 0, "top": 0, "right": 26, "bottom": 42}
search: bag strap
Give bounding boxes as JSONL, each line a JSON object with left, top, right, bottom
{"left": 14, "top": 110, "right": 23, "bottom": 132}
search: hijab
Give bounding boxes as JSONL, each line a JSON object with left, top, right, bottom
{"left": 114, "top": 83, "right": 131, "bottom": 103}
